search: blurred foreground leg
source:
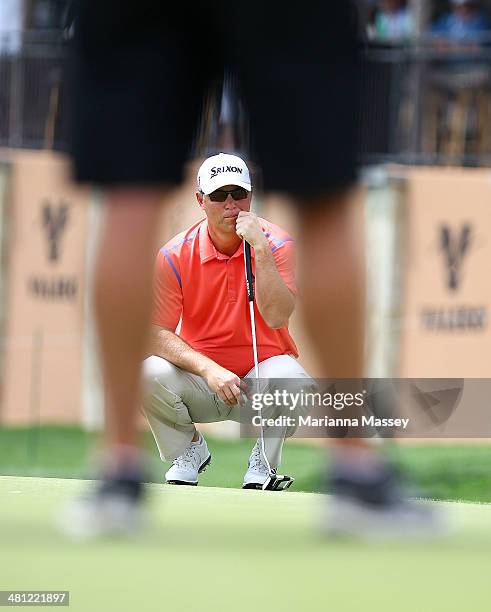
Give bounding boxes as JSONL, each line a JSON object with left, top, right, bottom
{"left": 95, "top": 189, "right": 163, "bottom": 453}
{"left": 63, "top": 189, "right": 165, "bottom": 538}
{"left": 298, "top": 189, "right": 365, "bottom": 380}
{"left": 298, "top": 190, "right": 443, "bottom": 539}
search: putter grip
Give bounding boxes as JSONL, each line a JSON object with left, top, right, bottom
{"left": 244, "top": 241, "right": 254, "bottom": 302}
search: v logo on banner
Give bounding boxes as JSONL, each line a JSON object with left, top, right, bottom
{"left": 440, "top": 224, "right": 472, "bottom": 291}
{"left": 41, "top": 201, "right": 69, "bottom": 263}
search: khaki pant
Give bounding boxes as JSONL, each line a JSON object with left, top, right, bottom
{"left": 141, "top": 354, "right": 315, "bottom": 468}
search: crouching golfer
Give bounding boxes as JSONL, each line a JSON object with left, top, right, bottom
{"left": 142, "top": 153, "right": 314, "bottom": 488}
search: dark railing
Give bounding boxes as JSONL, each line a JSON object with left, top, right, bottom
{"left": 1, "top": 31, "right": 491, "bottom": 167}
{"left": 360, "top": 38, "right": 491, "bottom": 167}
{"left": 0, "top": 31, "right": 68, "bottom": 151}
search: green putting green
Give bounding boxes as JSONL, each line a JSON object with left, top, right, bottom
{"left": 3, "top": 426, "right": 491, "bottom": 502}
{"left": 1, "top": 476, "right": 491, "bottom": 612}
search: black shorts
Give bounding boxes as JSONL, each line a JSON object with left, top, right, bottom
{"left": 70, "top": 1, "right": 361, "bottom": 196}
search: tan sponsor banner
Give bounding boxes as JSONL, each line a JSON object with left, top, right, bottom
{"left": 1, "top": 150, "right": 90, "bottom": 424}
{"left": 399, "top": 167, "right": 491, "bottom": 377}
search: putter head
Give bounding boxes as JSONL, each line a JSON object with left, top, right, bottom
{"left": 262, "top": 474, "right": 294, "bottom": 491}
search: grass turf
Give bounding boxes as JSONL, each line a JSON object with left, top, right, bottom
{"left": 1, "top": 426, "right": 491, "bottom": 501}
{"left": 1, "top": 475, "right": 491, "bottom": 612}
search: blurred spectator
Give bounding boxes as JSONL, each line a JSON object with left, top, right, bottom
{"left": 369, "top": 0, "right": 413, "bottom": 43}
{"left": 431, "top": 0, "right": 491, "bottom": 44}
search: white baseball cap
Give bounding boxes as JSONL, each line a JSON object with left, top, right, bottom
{"left": 197, "top": 153, "right": 252, "bottom": 195}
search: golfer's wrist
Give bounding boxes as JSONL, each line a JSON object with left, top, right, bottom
{"left": 197, "top": 358, "right": 215, "bottom": 379}
{"left": 252, "top": 239, "right": 269, "bottom": 257}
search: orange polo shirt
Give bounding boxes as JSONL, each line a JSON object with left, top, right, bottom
{"left": 152, "top": 217, "right": 298, "bottom": 377}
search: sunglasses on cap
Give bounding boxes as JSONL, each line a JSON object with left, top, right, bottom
{"left": 205, "top": 187, "right": 249, "bottom": 202}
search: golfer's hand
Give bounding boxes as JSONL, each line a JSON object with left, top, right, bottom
{"left": 236, "top": 212, "right": 267, "bottom": 249}
{"left": 204, "top": 364, "right": 245, "bottom": 406}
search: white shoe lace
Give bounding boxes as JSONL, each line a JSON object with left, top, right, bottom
{"left": 248, "top": 442, "right": 269, "bottom": 474}
{"left": 172, "top": 442, "right": 202, "bottom": 471}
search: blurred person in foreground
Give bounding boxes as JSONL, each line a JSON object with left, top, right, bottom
{"left": 142, "top": 153, "right": 313, "bottom": 489}
{"left": 68, "top": 0, "right": 437, "bottom": 537}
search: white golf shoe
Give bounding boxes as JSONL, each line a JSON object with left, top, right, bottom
{"left": 165, "top": 432, "right": 211, "bottom": 486}
{"left": 242, "top": 440, "right": 270, "bottom": 489}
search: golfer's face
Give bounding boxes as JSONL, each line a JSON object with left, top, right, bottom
{"left": 201, "top": 185, "right": 251, "bottom": 232}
